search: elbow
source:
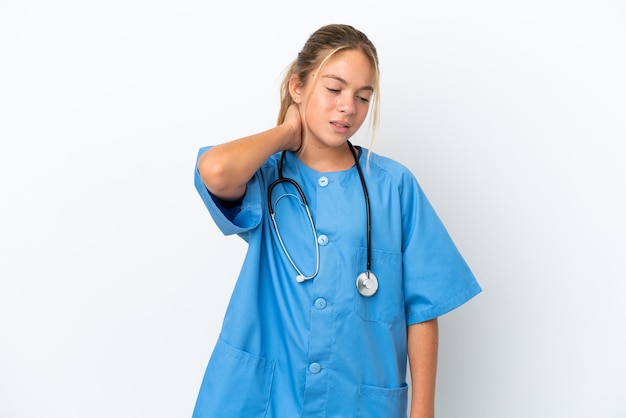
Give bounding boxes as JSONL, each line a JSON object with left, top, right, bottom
{"left": 197, "top": 151, "right": 242, "bottom": 199}
{"left": 197, "top": 152, "right": 226, "bottom": 192}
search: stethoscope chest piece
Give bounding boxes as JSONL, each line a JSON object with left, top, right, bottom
{"left": 356, "top": 271, "right": 378, "bottom": 297}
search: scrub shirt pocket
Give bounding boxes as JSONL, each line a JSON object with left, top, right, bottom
{"left": 193, "top": 338, "right": 274, "bottom": 418}
{"left": 355, "top": 384, "right": 408, "bottom": 418}
{"left": 354, "top": 248, "right": 404, "bottom": 323}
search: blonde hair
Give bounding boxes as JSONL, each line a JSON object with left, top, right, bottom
{"left": 277, "top": 24, "right": 380, "bottom": 156}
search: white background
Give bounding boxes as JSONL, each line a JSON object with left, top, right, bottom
{"left": 1, "top": 1, "right": 625, "bottom": 417}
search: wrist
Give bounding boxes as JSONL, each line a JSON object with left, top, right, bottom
{"left": 278, "top": 123, "right": 301, "bottom": 152}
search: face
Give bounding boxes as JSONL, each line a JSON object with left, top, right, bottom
{"left": 293, "top": 49, "right": 375, "bottom": 150}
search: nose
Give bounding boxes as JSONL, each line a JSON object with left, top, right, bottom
{"left": 338, "top": 95, "right": 356, "bottom": 115}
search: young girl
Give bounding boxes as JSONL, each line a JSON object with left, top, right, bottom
{"left": 193, "top": 24, "right": 481, "bottom": 418}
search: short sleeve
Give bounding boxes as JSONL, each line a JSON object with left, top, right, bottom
{"left": 401, "top": 174, "right": 481, "bottom": 325}
{"left": 193, "top": 146, "right": 263, "bottom": 239}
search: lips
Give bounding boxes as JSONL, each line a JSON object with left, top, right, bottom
{"left": 330, "top": 121, "right": 350, "bottom": 129}
{"left": 329, "top": 121, "right": 350, "bottom": 134}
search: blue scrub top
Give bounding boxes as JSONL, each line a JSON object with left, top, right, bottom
{"left": 193, "top": 146, "right": 481, "bottom": 418}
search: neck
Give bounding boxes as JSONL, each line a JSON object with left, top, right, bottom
{"left": 298, "top": 142, "right": 357, "bottom": 172}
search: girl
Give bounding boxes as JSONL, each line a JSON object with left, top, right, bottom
{"left": 193, "top": 23, "right": 481, "bottom": 418}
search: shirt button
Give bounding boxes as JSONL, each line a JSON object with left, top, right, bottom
{"left": 318, "top": 176, "right": 329, "bottom": 187}
{"left": 314, "top": 298, "right": 327, "bottom": 310}
{"left": 309, "top": 362, "right": 322, "bottom": 374}
{"left": 317, "top": 234, "right": 329, "bottom": 246}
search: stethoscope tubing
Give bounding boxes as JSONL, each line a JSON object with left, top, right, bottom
{"left": 267, "top": 153, "right": 320, "bottom": 281}
{"left": 347, "top": 142, "right": 372, "bottom": 274}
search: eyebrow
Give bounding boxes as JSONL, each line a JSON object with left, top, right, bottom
{"left": 321, "top": 74, "right": 374, "bottom": 92}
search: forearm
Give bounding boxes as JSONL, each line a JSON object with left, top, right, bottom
{"left": 197, "top": 123, "right": 297, "bottom": 200}
{"left": 407, "top": 318, "right": 439, "bottom": 418}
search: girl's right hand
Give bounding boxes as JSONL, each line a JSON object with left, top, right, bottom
{"left": 197, "top": 102, "right": 305, "bottom": 201}
{"left": 283, "top": 103, "right": 303, "bottom": 152}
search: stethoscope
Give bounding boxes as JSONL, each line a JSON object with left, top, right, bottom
{"left": 267, "top": 141, "right": 378, "bottom": 297}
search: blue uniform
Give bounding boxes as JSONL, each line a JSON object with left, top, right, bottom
{"left": 193, "top": 146, "right": 481, "bottom": 418}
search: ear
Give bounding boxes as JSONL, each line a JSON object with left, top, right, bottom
{"left": 288, "top": 75, "right": 303, "bottom": 104}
